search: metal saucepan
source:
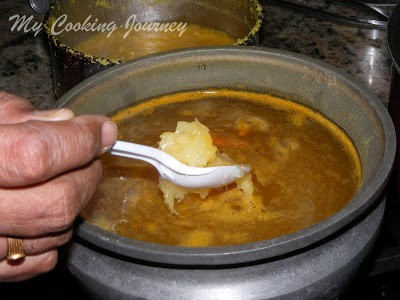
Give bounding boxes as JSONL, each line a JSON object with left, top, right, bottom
{"left": 54, "top": 47, "right": 395, "bottom": 299}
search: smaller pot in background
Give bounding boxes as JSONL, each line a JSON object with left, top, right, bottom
{"left": 43, "top": 0, "right": 263, "bottom": 98}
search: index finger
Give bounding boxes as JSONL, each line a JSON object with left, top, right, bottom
{"left": 0, "top": 91, "right": 74, "bottom": 124}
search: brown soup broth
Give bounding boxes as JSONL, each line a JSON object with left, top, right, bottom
{"left": 82, "top": 89, "right": 362, "bottom": 247}
{"left": 74, "top": 24, "right": 237, "bottom": 61}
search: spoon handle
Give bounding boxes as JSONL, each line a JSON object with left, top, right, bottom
{"left": 109, "top": 141, "right": 212, "bottom": 175}
{"left": 108, "top": 141, "right": 250, "bottom": 189}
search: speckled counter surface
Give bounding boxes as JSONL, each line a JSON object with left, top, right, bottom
{"left": 0, "top": 0, "right": 55, "bottom": 108}
{"left": 0, "top": 0, "right": 397, "bottom": 108}
{"left": 261, "top": 0, "right": 395, "bottom": 106}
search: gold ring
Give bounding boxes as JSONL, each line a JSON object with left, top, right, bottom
{"left": 7, "top": 237, "right": 26, "bottom": 262}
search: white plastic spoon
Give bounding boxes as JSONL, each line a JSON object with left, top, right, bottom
{"left": 108, "top": 141, "right": 250, "bottom": 189}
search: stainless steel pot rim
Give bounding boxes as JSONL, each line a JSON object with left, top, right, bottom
{"left": 57, "top": 46, "right": 396, "bottom": 266}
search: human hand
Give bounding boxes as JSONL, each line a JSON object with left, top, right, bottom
{"left": 0, "top": 92, "right": 118, "bottom": 282}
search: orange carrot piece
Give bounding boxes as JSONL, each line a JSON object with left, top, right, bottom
{"left": 238, "top": 128, "right": 249, "bottom": 137}
{"left": 212, "top": 136, "right": 247, "bottom": 148}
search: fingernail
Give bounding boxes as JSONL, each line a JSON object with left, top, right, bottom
{"left": 101, "top": 121, "right": 118, "bottom": 151}
{"left": 33, "top": 108, "right": 75, "bottom": 121}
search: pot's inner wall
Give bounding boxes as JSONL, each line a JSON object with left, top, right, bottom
{"left": 46, "top": 0, "right": 259, "bottom": 48}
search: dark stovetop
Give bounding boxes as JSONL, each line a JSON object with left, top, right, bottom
{"left": 341, "top": 194, "right": 400, "bottom": 300}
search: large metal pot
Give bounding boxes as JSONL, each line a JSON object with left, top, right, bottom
{"left": 55, "top": 47, "right": 395, "bottom": 299}
{"left": 44, "top": 0, "right": 262, "bottom": 98}
{"left": 387, "top": 3, "right": 400, "bottom": 202}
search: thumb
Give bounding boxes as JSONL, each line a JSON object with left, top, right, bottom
{"left": 0, "top": 115, "right": 118, "bottom": 187}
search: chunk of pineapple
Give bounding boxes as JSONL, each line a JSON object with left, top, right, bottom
{"left": 158, "top": 119, "right": 253, "bottom": 213}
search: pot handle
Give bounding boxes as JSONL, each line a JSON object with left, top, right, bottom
{"left": 29, "top": 0, "right": 49, "bottom": 14}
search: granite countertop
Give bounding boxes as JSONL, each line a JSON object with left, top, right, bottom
{"left": 0, "top": 0, "right": 398, "bottom": 109}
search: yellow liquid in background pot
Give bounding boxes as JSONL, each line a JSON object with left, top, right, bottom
{"left": 73, "top": 24, "right": 237, "bottom": 61}
{"left": 81, "top": 89, "right": 362, "bottom": 247}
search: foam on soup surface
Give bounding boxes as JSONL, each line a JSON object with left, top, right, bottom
{"left": 81, "top": 89, "right": 362, "bottom": 247}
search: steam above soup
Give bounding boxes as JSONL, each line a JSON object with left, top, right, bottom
{"left": 82, "top": 89, "right": 362, "bottom": 247}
